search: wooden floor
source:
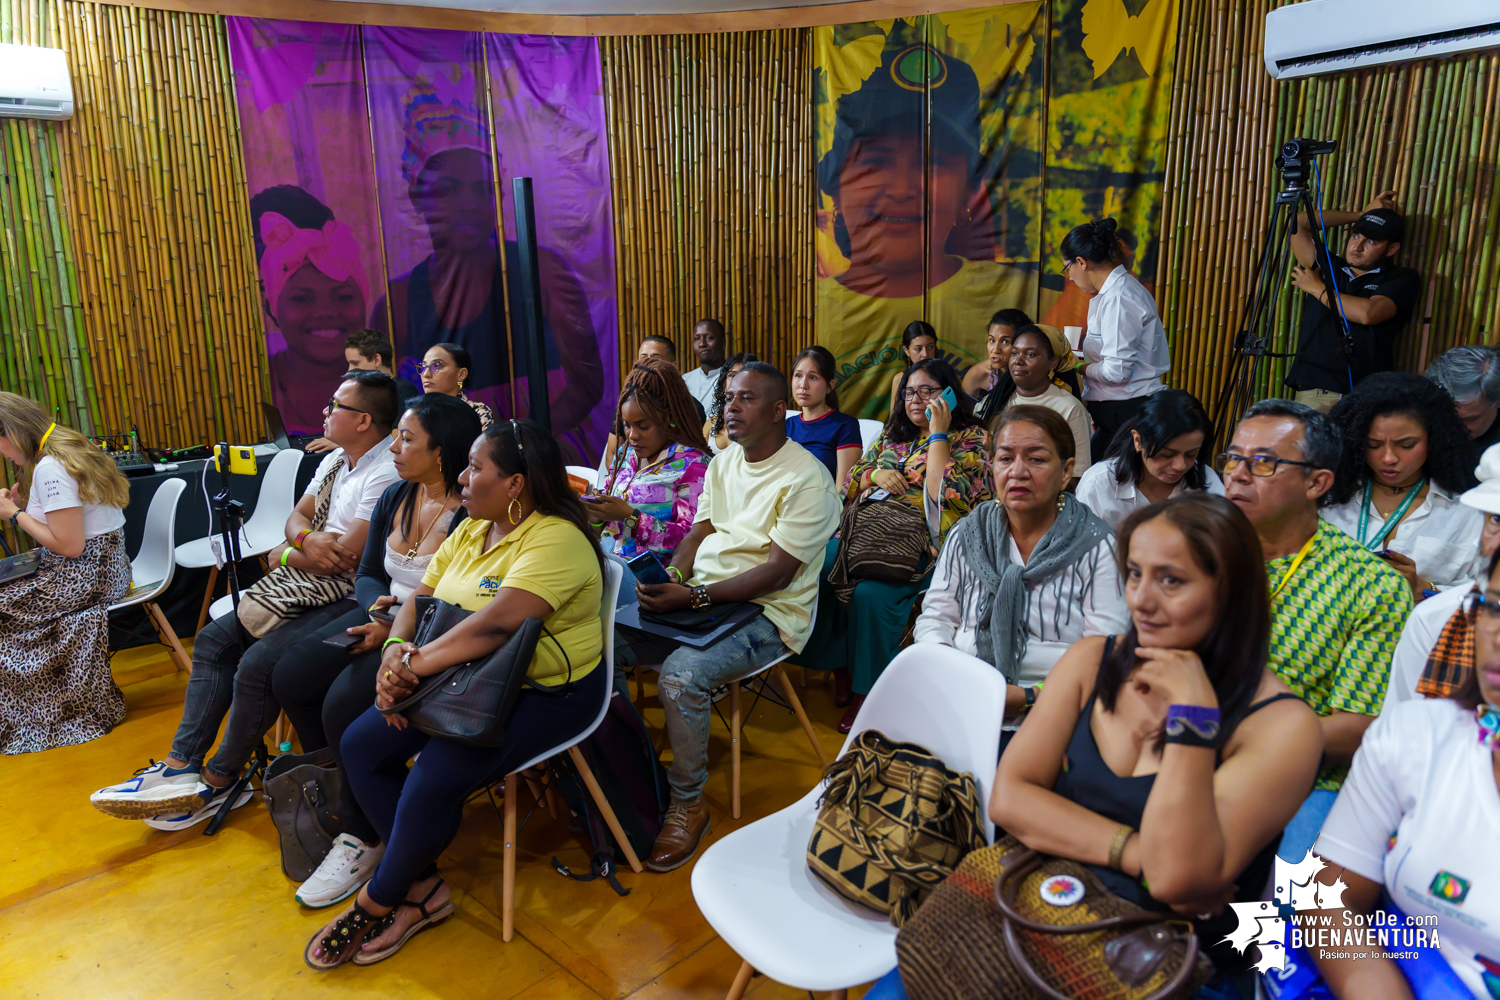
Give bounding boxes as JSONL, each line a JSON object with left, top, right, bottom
{"left": 0, "top": 642, "right": 875, "bottom": 999}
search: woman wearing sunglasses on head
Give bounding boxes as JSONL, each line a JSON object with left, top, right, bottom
{"left": 419, "top": 342, "right": 494, "bottom": 430}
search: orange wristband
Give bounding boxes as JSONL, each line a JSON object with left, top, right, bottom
{"left": 293, "top": 528, "right": 312, "bottom": 550}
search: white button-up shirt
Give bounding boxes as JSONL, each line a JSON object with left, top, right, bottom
{"left": 307, "top": 444, "right": 401, "bottom": 537}
{"left": 1074, "top": 456, "right": 1225, "bottom": 530}
{"left": 682, "top": 365, "right": 723, "bottom": 420}
{"left": 1081, "top": 266, "right": 1171, "bottom": 401}
{"left": 1320, "top": 482, "right": 1484, "bottom": 589}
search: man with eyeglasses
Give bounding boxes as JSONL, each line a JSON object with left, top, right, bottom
{"left": 1221, "top": 398, "right": 1411, "bottom": 862}
{"left": 91, "top": 371, "right": 403, "bottom": 830}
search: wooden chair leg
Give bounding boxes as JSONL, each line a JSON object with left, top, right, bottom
{"left": 544, "top": 782, "right": 563, "bottom": 821}
{"left": 195, "top": 565, "right": 218, "bottom": 635}
{"left": 146, "top": 602, "right": 192, "bottom": 673}
{"left": 273, "top": 712, "right": 285, "bottom": 750}
{"left": 725, "top": 959, "right": 755, "bottom": 1000}
{"left": 566, "top": 745, "right": 644, "bottom": 873}
{"left": 502, "top": 773, "right": 517, "bottom": 942}
{"left": 773, "top": 664, "right": 830, "bottom": 769}
{"left": 730, "top": 680, "right": 742, "bottom": 820}
{"left": 633, "top": 665, "right": 644, "bottom": 707}
{"left": 522, "top": 772, "right": 547, "bottom": 813}
{"left": 830, "top": 991, "right": 848, "bottom": 1000}
{"left": 800, "top": 665, "right": 807, "bottom": 687}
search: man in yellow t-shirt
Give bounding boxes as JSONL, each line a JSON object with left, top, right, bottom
{"left": 622, "top": 362, "right": 841, "bottom": 871}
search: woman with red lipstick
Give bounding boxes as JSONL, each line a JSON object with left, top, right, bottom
{"left": 914, "top": 406, "right": 1126, "bottom": 739}
{"left": 1321, "top": 372, "right": 1480, "bottom": 594}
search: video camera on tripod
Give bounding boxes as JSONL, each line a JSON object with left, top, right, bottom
{"left": 1211, "top": 136, "right": 1349, "bottom": 447}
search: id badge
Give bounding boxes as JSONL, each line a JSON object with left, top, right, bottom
{"left": 869, "top": 489, "right": 891, "bottom": 501}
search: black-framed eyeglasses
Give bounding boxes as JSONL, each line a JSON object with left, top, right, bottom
{"left": 902, "top": 385, "right": 943, "bottom": 401}
{"left": 325, "top": 398, "right": 369, "bottom": 416}
{"left": 1465, "top": 590, "right": 1500, "bottom": 625}
{"left": 1217, "top": 451, "right": 1321, "bottom": 477}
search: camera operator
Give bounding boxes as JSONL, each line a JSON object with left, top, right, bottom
{"left": 1283, "top": 191, "right": 1420, "bottom": 413}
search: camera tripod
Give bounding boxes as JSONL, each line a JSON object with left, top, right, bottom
{"left": 1210, "top": 139, "right": 1345, "bottom": 449}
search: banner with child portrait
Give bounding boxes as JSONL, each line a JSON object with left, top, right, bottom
{"left": 228, "top": 19, "right": 616, "bottom": 463}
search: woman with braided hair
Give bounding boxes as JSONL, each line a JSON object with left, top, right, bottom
{"left": 702, "top": 352, "right": 758, "bottom": 454}
{"left": 584, "top": 357, "right": 711, "bottom": 566}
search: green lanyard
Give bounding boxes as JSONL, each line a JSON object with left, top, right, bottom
{"left": 1356, "top": 477, "right": 1426, "bottom": 550}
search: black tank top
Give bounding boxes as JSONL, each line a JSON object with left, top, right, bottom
{"left": 1049, "top": 635, "right": 1304, "bottom": 974}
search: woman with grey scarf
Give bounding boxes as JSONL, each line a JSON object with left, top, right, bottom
{"left": 914, "top": 407, "right": 1128, "bottom": 728}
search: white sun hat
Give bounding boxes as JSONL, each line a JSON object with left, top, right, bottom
{"left": 1459, "top": 443, "right": 1500, "bottom": 515}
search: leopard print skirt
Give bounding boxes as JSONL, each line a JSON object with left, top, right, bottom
{"left": 0, "top": 531, "right": 131, "bottom": 754}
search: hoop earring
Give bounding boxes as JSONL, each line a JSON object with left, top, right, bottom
{"left": 508, "top": 498, "right": 522, "bottom": 525}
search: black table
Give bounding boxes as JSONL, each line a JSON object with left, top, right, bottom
{"left": 111, "top": 450, "right": 323, "bottom": 649}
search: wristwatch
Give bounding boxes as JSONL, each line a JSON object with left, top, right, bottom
{"left": 624, "top": 511, "right": 640, "bottom": 534}
{"left": 1023, "top": 685, "right": 1039, "bottom": 710}
{"left": 7, "top": 512, "right": 18, "bottom": 529}
{"left": 690, "top": 585, "right": 711, "bottom": 610}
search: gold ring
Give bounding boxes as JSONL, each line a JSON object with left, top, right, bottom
{"left": 385, "top": 670, "right": 393, "bottom": 681}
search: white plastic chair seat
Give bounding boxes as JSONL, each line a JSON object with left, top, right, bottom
{"left": 175, "top": 448, "right": 304, "bottom": 567}
{"left": 691, "top": 644, "right": 1007, "bottom": 994}
{"left": 565, "top": 465, "right": 599, "bottom": 491}
{"left": 109, "top": 478, "right": 187, "bottom": 612}
{"left": 857, "top": 418, "right": 883, "bottom": 453}
{"left": 209, "top": 593, "right": 235, "bottom": 621}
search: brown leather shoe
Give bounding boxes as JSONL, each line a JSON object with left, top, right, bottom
{"left": 647, "top": 800, "right": 711, "bottom": 872}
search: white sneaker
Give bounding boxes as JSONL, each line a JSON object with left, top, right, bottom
{"left": 142, "top": 784, "right": 254, "bottom": 832}
{"left": 90, "top": 760, "right": 211, "bottom": 819}
{"left": 296, "top": 835, "right": 385, "bottom": 908}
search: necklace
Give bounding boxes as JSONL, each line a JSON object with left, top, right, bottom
{"left": 403, "top": 493, "right": 455, "bottom": 564}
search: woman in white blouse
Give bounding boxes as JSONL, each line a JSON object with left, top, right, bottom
{"left": 1295, "top": 547, "right": 1500, "bottom": 999}
{"left": 1062, "top": 218, "right": 1171, "bottom": 463}
{"left": 1321, "top": 372, "right": 1482, "bottom": 595}
{"left": 1076, "top": 388, "right": 1224, "bottom": 529}
{"left": 914, "top": 406, "right": 1128, "bottom": 732}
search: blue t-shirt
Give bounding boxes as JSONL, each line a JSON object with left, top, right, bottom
{"left": 785, "top": 409, "right": 863, "bottom": 479}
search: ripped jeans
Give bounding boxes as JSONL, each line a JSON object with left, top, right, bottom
{"left": 616, "top": 614, "right": 788, "bottom": 805}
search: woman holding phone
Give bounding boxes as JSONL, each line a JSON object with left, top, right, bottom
{"left": 588, "top": 358, "right": 711, "bottom": 581}
{"left": 268, "top": 394, "right": 479, "bottom": 909}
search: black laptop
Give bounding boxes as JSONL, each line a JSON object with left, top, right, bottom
{"left": 0, "top": 550, "right": 42, "bottom": 585}
{"left": 261, "top": 403, "right": 320, "bottom": 450}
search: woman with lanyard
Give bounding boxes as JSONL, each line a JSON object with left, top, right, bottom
{"left": 1062, "top": 219, "right": 1171, "bottom": 462}
{"left": 1321, "top": 372, "right": 1480, "bottom": 596}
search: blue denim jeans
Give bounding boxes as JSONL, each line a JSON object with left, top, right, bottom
{"left": 1278, "top": 788, "right": 1339, "bottom": 862}
{"left": 635, "top": 614, "right": 789, "bottom": 805}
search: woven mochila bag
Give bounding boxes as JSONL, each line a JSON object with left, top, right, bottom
{"left": 805, "top": 729, "right": 986, "bottom": 927}
{"left": 896, "top": 834, "right": 1215, "bottom": 1000}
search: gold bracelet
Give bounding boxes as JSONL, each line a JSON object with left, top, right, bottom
{"left": 1107, "top": 825, "right": 1135, "bottom": 872}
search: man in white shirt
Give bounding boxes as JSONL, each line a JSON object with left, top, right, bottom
{"left": 680, "top": 318, "right": 727, "bottom": 420}
{"left": 91, "top": 371, "right": 402, "bottom": 830}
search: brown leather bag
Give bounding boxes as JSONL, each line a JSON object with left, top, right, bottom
{"left": 896, "top": 835, "right": 1214, "bottom": 1000}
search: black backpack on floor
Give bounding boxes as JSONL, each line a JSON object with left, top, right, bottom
{"left": 549, "top": 689, "right": 668, "bottom": 894}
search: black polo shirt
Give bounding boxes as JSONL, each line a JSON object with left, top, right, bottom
{"left": 1473, "top": 413, "right": 1500, "bottom": 455}
{"left": 1284, "top": 255, "right": 1420, "bottom": 394}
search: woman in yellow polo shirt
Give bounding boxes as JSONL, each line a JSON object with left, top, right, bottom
{"left": 306, "top": 418, "right": 604, "bottom": 970}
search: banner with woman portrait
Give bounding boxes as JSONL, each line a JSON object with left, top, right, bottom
{"left": 228, "top": 19, "right": 616, "bottom": 462}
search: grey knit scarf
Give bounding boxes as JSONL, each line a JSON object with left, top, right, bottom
{"left": 955, "top": 494, "right": 1113, "bottom": 683}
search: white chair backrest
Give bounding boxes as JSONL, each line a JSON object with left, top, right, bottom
{"left": 566, "top": 465, "right": 600, "bottom": 491}
{"left": 839, "top": 644, "right": 1007, "bottom": 841}
{"left": 132, "top": 478, "right": 186, "bottom": 594}
{"left": 858, "top": 418, "right": 883, "bottom": 453}
{"left": 241, "top": 448, "right": 304, "bottom": 536}
{"left": 598, "top": 557, "right": 623, "bottom": 676}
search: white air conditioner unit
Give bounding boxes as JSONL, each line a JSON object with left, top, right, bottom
{"left": 0, "top": 42, "right": 73, "bottom": 121}
{"left": 1265, "top": 0, "right": 1500, "bottom": 80}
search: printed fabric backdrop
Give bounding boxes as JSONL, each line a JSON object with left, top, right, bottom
{"left": 815, "top": 0, "right": 1177, "bottom": 419}
{"left": 229, "top": 18, "right": 616, "bottom": 464}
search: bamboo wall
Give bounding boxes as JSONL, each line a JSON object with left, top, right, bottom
{"left": 1158, "top": 0, "right": 1500, "bottom": 415}
{"left": 602, "top": 31, "right": 815, "bottom": 380}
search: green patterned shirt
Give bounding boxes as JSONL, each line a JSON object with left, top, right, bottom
{"left": 1266, "top": 520, "right": 1411, "bottom": 790}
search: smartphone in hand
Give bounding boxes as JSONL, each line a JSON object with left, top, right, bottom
{"left": 369, "top": 607, "right": 396, "bottom": 625}
{"left": 925, "top": 386, "right": 959, "bottom": 422}
{"left": 626, "top": 549, "right": 673, "bottom": 587}
{"left": 321, "top": 632, "right": 362, "bottom": 652}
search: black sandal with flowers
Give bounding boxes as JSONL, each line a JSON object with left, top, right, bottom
{"left": 305, "top": 901, "right": 381, "bottom": 970}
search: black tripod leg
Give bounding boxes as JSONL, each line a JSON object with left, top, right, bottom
{"left": 204, "top": 744, "right": 267, "bottom": 837}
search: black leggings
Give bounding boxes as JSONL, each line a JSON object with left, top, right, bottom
{"left": 269, "top": 606, "right": 383, "bottom": 844}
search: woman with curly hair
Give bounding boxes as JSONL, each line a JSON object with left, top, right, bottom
{"left": 1322, "top": 371, "right": 1482, "bottom": 595}
{"left": 587, "top": 357, "right": 711, "bottom": 567}
{"left": 701, "top": 351, "right": 757, "bottom": 455}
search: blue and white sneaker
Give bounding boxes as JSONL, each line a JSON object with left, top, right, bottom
{"left": 142, "top": 784, "right": 254, "bottom": 832}
{"left": 90, "top": 760, "right": 210, "bottom": 820}
{"left": 296, "top": 835, "right": 385, "bottom": 908}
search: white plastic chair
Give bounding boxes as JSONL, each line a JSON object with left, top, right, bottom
{"left": 691, "top": 644, "right": 1007, "bottom": 999}
{"left": 566, "top": 464, "right": 599, "bottom": 490}
{"left": 495, "top": 559, "right": 641, "bottom": 942}
{"left": 176, "top": 448, "right": 304, "bottom": 633}
{"left": 109, "top": 478, "right": 192, "bottom": 673}
{"left": 857, "top": 418, "right": 883, "bottom": 453}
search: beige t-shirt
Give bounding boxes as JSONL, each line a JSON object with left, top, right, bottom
{"left": 1004, "top": 383, "right": 1093, "bottom": 476}
{"left": 690, "top": 439, "right": 841, "bottom": 653}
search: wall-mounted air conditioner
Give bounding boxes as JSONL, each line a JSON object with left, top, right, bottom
{"left": 1265, "top": 0, "right": 1500, "bottom": 80}
{"left": 0, "top": 42, "right": 73, "bottom": 121}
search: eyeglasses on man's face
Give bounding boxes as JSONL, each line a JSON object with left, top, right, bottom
{"left": 1217, "top": 451, "right": 1320, "bottom": 478}
{"left": 325, "top": 398, "right": 369, "bottom": 416}
{"left": 902, "top": 385, "right": 943, "bottom": 401}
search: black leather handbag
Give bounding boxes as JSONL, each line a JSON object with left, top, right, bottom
{"left": 262, "top": 747, "right": 344, "bottom": 882}
{"left": 377, "top": 595, "right": 548, "bottom": 747}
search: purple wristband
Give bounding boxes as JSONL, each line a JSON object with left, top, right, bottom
{"left": 1164, "top": 704, "right": 1221, "bottom": 745}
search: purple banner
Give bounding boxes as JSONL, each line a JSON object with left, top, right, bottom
{"left": 228, "top": 18, "right": 616, "bottom": 463}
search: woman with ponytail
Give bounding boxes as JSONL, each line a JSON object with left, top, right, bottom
{"left": 0, "top": 393, "right": 132, "bottom": 753}
{"left": 1061, "top": 218, "right": 1171, "bottom": 463}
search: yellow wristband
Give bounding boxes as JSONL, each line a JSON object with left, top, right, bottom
{"left": 279, "top": 547, "right": 292, "bottom": 567}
